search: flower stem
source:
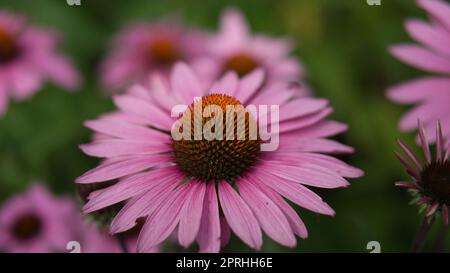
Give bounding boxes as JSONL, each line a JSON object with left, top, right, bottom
{"left": 432, "top": 224, "right": 448, "bottom": 252}
{"left": 410, "top": 216, "right": 435, "bottom": 253}
{"left": 117, "top": 234, "right": 129, "bottom": 253}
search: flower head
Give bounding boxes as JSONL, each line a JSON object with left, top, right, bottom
{"left": 0, "top": 184, "right": 81, "bottom": 252}
{"left": 395, "top": 121, "right": 450, "bottom": 225}
{"left": 0, "top": 10, "right": 81, "bottom": 116}
{"left": 195, "top": 8, "right": 308, "bottom": 94}
{"left": 387, "top": 0, "right": 450, "bottom": 146}
{"left": 100, "top": 21, "right": 207, "bottom": 93}
{"left": 0, "top": 183, "right": 139, "bottom": 253}
{"left": 77, "top": 63, "right": 363, "bottom": 252}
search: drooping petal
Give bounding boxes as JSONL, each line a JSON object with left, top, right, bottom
{"left": 239, "top": 180, "right": 296, "bottom": 247}
{"left": 178, "top": 182, "right": 206, "bottom": 248}
{"left": 254, "top": 169, "right": 335, "bottom": 216}
{"left": 218, "top": 181, "right": 262, "bottom": 250}
{"left": 110, "top": 174, "right": 182, "bottom": 233}
{"left": 254, "top": 182, "right": 308, "bottom": 239}
{"left": 258, "top": 161, "right": 349, "bottom": 188}
{"left": 197, "top": 183, "right": 221, "bottom": 253}
{"left": 76, "top": 154, "right": 170, "bottom": 183}
{"left": 137, "top": 183, "right": 192, "bottom": 252}
{"left": 83, "top": 166, "right": 180, "bottom": 213}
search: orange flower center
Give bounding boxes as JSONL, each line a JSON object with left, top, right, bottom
{"left": 146, "top": 38, "right": 179, "bottom": 65}
{"left": 11, "top": 213, "right": 42, "bottom": 241}
{"left": 223, "top": 53, "right": 259, "bottom": 77}
{"left": 172, "top": 94, "right": 261, "bottom": 182}
{"left": 0, "top": 27, "right": 18, "bottom": 63}
{"left": 420, "top": 160, "right": 450, "bottom": 205}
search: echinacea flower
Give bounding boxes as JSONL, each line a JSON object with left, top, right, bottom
{"left": 194, "top": 8, "right": 308, "bottom": 94}
{"left": 395, "top": 121, "right": 450, "bottom": 225}
{"left": 0, "top": 184, "right": 81, "bottom": 252}
{"left": 0, "top": 183, "right": 134, "bottom": 253}
{"left": 77, "top": 63, "right": 363, "bottom": 252}
{"left": 0, "top": 10, "right": 81, "bottom": 116}
{"left": 387, "top": 0, "right": 450, "bottom": 146}
{"left": 100, "top": 21, "right": 207, "bottom": 93}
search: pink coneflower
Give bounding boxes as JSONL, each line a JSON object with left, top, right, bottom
{"left": 100, "top": 21, "right": 206, "bottom": 93}
{"left": 0, "top": 183, "right": 139, "bottom": 253}
{"left": 395, "top": 121, "right": 450, "bottom": 252}
{"left": 0, "top": 10, "right": 81, "bottom": 116}
{"left": 194, "top": 8, "right": 307, "bottom": 93}
{"left": 387, "top": 0, "right": 450, "bottom": 146}
{"left": 395, "top": 121, "right": 450, "bottom": 225}
{"left": 77, "top": 63, "right": 363, "bottom": 252}
{"left": 0, "top": 184, "right": 80, "bottom": 252}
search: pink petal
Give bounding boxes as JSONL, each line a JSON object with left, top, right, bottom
{"left": 390, "top": 44, "right": 450, "bottom": 74}
{"left": 399, "top": 102, "right": 447, "bottom": 131}
{"left": 76, "top": 154, "right": 170, "bottom": 183}
{"left": 8, "top": 65, "right": 42, "bottom": 100}
{"left": 417, "top": 0, "right": 450, "bottom": 31}
{"left": 418, "top": 120, "right": 432, "bottom": 163}
{"left": 79, "top": 140, "right": 167, "bottom": 158}
{"left": 235, "top": 69, "right": 264, "bottom": 103}
{"left": 210, "top": 71, "right": 239, "bottom": 95}
{"left": 83, "top": 166, "right": 180, "bottom": 213}
{"left": 405, "top": 19, "right": 450, "bottom": 57}
{"left": 218, "top": 181, "right": 262, "bottom": 250}
{"left": 284, "top": 121, "right": 348, "bottom": 139}
{"left": 254, "top": 169, "right": 335, "bottom": 215}
{"left": 197, "top": 183, "right": 221, "bottom": 253}
{"left": 113, "top": 95, "right": 172, "bottom": 129}
{"left": 294, "top": 138, "right": 354, "bottom": 154}
{"left": 38, "top": 53, "right": 81, "bottom": 90}
{"left": 171, "top": 63, "right": 203, "bottom": 104}
{"left": 84, "top": 119, "right": 168, "bottom": 141}
{"left": 260, "top": 161, "right": 350, "bottom": 189}
{"left": 249, "top": 83, "right": 293, "bottom": 106}
{"left": 219, "top": 8, "right": 249, "bottom": 48}
{"left": 149, "top": 75, "right": 179, "bottom": 110}
{"left": 279, "top": 98, "right": 328, "bottom": 122}
{"left": 178, "top": 182, "right": 206, "bottom": 248}
{"left": 387, "top": 77, "right": 450, "bottom": 104}
{"left": 137, "top": 183, "right": 192, "bottom": 252}
{"left": 272, "top": 152, "right": 363, "bottom": 178}
{"left": 239, "top": 180, "right": 296, "bottom": 247}
{"left": 110, "top": 174, "right": 182, "bottom": 233}
{"left": 397, "top": 139, "right": 423, "bottom": 171}
{"left": 255, "top": 183, "right": 308, "bottom": 238}
{"left": 275, "top": 108, "right": 333, "bottom": 134}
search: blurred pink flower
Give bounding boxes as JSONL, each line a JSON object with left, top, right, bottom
{"left": 0, "top": 10, "right": 81, "bottom": 116}
{"left": 395, "top": 121, "right": 450, "bottom": 225}
{"left": 387, "top": 0, "right": 450, "bottom": 146}
{"left": 0, "top": 183, "right": 141, "bottom": 253}
{"left": 77, "top": 63, "right": 363, "bottom": 252}
{"left": 0, "top": 184, "right": 80, "bottom": 252}
{"left": 193, "top": 8, "right": 308, "bottom": 94}
{"left": 99, "top": 21, "right": 207, "bottom": 93}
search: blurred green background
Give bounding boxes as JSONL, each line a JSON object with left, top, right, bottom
{"left": 0, "top": 0, "right": 448, "bottom": 252}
